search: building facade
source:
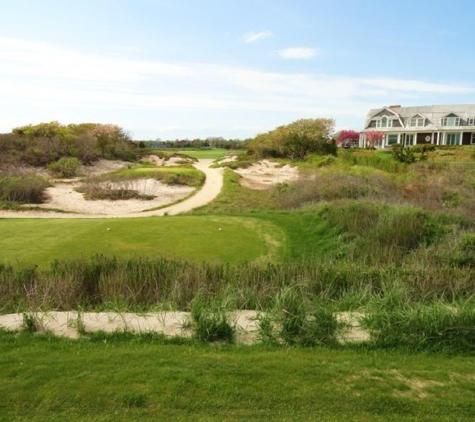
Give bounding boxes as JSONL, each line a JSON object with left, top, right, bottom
{"left": 360, "top": 104, "right": 475, "bottom": 148}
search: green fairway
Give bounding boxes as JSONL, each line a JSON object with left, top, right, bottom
{"left": 176, "top": 148, "right": 235, "bottom": 159}
{"left": 1, "top": 331, "right": 474, "bottom": 422}
{"left": 0, "top": 216, "right": 285, "bottom": 266}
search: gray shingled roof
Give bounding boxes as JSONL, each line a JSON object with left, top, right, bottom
{"left": 364, "top": 104, "right": 475, "bottom": 130}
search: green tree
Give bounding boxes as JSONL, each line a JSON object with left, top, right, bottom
{"left": 248, "top": 118, "right": 336, "bottom": 160}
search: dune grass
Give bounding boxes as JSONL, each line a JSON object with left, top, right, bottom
{"left": 0, "top": 216, "right": 285, "bottom": 267}
{"left": 1, "top": 331, "right": 475, "bottom": 421}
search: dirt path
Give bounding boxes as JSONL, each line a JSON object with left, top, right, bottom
{"left": 0, "top": 159, "right": 223, "bottom": 219}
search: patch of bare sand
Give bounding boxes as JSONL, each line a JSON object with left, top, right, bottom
{"left": 141, "top": 155, "right": 194, "bottom": 167}
{"left": 234, "top": 159, "right": 299, "bottom": 190}
{"left": 0, "top": 311, "right": 260, "bottom": 344}
{"left": 37, "top": 179, "right": 194, "bottom": 215}
{"left": 0, "top": 159, "right": 221, "bottom": 218}
{"left": 0, "top": 310, "right": 370, "bottom": 345}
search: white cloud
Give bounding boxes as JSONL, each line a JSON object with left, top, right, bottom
{"left": 243, "top": 30, "right": 273, "bottom": 43}
{"left": 277, "top": 47, "right": 318, "bottom": 59}
{"left": 0, "top": 37, "right": 472, "bottom": 138}
{"left": 363, "top": 78, "right": 471, "bottom": 94}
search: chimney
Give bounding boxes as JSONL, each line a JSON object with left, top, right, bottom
{"left": 389, "top": 105, "right": 401, "bottom": 109}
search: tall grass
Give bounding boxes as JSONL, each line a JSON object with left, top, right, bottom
{"left": 2, "top": 253, "right": 474, "bottom": 313}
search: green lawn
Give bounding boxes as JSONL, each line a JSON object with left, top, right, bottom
{"left": 0, "top": 216, "right": 285, "bottom": 267}
{"left": 146, "top": 148, "right": 234, "bottom": 160}
{"left": 1, "top": 331, "right": 474, "bottom": 421}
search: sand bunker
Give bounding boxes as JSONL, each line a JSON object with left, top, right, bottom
{"left": 0, "top": 159, "right": 225, "bottom": 218}
{"left": 235, "top": 160, "right": 299, "bottom": 190}
{"left": 38, "top": 180, "right": 194, "bottom": 215}
{"left": 141, "top": 155, "right": 195, "bottom": 167}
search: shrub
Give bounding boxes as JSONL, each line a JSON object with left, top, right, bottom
{"left": 391, "top": 144, "right": 416, "bottom": 164}
{"left": 0, "top": 173, "right": 50, "bottom": 203}
{"left": 47, "top": 157, "right": 82, "bottom": 178}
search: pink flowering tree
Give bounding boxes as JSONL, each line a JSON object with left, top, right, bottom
{"left": 365, "top": 131, "right": 385, "bottom": 148}
{"left": 337, "top": 130, "right": 360, "bottom": 147}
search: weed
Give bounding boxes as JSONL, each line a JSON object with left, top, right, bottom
{"left": 191, "top": 297, "right": 235, "bottom": 343}
{"left": 22, "top": 313, "right": 39, "bottom": 333}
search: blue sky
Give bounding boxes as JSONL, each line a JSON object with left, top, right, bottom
{"left": 1, "top": 0, "right": 474, "bottom": 139}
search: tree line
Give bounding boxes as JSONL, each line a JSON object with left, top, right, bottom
{"left": 0, "top": 121, "right": 136, "bottom": 167}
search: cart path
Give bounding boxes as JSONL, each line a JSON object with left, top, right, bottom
{"left": 0, "top": 159, "right": 223, "bottom": 219}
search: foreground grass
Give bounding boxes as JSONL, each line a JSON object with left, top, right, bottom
{"left": 0, "top": 216, "right": 285, "bottom": 267}
{"left": 0, "top": 331, "right": 474, "bottom": 422}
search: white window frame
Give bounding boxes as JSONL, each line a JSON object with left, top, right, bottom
{"left": 469, "top": 118, "right": 475, "bottom": 126}
{"left": 445, "top": 132, "right": 461, "bottom": 145}
{"left": 405, "top": 134, "right": 414, "bottom": 146}
{"left": 409, "top": 117, "right": 425, "bottom": 127}
{"left": 442, "top": 116, "right": 460, "bottom": 127}
{"left": 375, "top": 116, "right": 393, "bottom": 128}
{"left": 471, "top": 133, "right": 475, "bottom": 144}
{"left": 387, "top": 134, "right": 399, "bottom": 145}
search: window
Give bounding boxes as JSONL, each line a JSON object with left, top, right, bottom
{"left": 409, "top": 117, "right": 425, "bottom": 127}
{"left": 445, "top": 133, "right": 461, "bottom": 145}
{"left": 405, "top": 134, "right": 414, "bottom": 146}
{"left": 469, "top": 118, "right": 475, "bottom": 126}
{"left": 442, "top": 116, "right": 460, "bottom": 126}
{"left": 387, "top": 134, "right": 399, "bottom": 145}
{"left": 471, "top": 133, "right": 475, "bottom": 144}
{"left": 376, "top": 116, "right": 392, "bottom": 128}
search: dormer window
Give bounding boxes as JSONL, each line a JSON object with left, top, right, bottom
{"left": 469, "top": 118, "right": 475, "bottom": 125}
{"left": 376, "top": 116, "right": 392, "bottom": 128}
{"left": 409, "top": 117, "right": 425, "bottom": 127}
{"left": 441, "top": 115, "right": 460, "bottom": 126}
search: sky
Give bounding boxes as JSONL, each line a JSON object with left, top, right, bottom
{"left": 1, "top": 0, "right": 474, "bottom": 140}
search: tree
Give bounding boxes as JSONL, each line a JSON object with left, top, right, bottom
{"left": 365, "top": 131, "right": 385, "bottom": 148}
{"left": 337, "top": 130, "right": 360, "bottom": 148}
{"left": 248, "top": 118, "right": 336, "bottom": 160}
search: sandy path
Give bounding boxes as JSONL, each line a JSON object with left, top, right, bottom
{"left": 0, "top": 159, "right": 223, "bottom": 219}
{"left": 0, "top": 311, "right": 369, "bottom": 344}
{"left": 141, "top": 159, "right": 223, "bottom": 217}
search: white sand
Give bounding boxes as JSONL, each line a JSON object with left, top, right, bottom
{"left": 235, "top": 160, "right": 299, "bottom": 190}
{"left": 0, "top": 159, "right": 223, "bottom": 218}
{"left": 0, "top": 311, "right": 370, "bottom": 344}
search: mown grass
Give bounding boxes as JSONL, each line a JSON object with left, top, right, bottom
{"left": 192, "top": 169, "right": 277, "bottom": 214}
{"left": 0, "top": 216, "right": 285, "bottom": 267}
{"left": 142, "top": 148, "right": 235, "bottom": 160}
{"left": 1, "top": 331, "right": 475, "bottom": 421}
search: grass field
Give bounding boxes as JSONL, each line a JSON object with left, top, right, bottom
{"left": 0, "top": 216, "right": 285, "bottom": 266}
{"left": 1, "top": 331, "right": 474, "bottom": 422}
{"left": 145, "top": 148, "right": 237, "bottom": 160}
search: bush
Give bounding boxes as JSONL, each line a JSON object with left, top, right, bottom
{"left": 0, "top": 173, "right": 50, "bottom": 203}
{"left": 47, "top": 157, "right": 82, "bottom": 178}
